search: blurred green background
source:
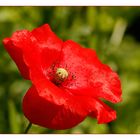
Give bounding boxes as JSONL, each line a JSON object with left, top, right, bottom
{"left": 0, "top": 6, "right": 140, "bottom": 134}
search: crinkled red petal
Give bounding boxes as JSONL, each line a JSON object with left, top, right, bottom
{"left": 5, "top": 29, "right": 68, "bottom": 106}
{"left": 23, "top": 86, "right": 86, "bottom": 129}
{"left": 31, "top": 24, "right": 63, "bottom": 72}
{"left": 3, "top": 37, "right": 30, "bottom": 79}
{"left": 89, "top": 99, "right": 116, "bottom": 124}
{"left": 59, "top": 40, "right": 122, "bottom": 103}
{"left": 23, "top": 85, "right": 116, "bottom": 129}
{"left": 3, "top": 24, "right": 63, "bottom": 80}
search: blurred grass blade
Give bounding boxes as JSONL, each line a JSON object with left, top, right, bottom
{"left": 110, "top": 18, "right": 127, "bottom": 47}
{"left": 8, "top": 99, "right": 20, "bottom": 133}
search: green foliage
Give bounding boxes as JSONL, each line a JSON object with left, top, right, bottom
{"left": 0, "top": 6, "right": 140, "bottom": 134}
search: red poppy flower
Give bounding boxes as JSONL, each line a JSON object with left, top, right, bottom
{"left": 3, "top": 24, "right": 122, "bottom": 130}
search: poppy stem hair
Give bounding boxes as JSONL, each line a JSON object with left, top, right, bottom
{"left": 24, "top": 122, "right": 32, "bottom": 134}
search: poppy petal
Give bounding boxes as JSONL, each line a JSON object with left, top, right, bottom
{"left": 59, "top": 40, "right": 122, "bottom": 103}
{"left": 31, "top": 24, "right": 63, "bottom": 72}
{"left": 89, "top": 99, "right": 116, "bottom": 123}
{"left": 3, "top": 25, "right": 63, "bottom": 80}
{"left": 3, "top": 37, "right": 30, "bottom": 79}
{"left": 31, "top": 24, "right": 62, "bottom": 50}
{"left": 8, "top": 30, "right": 68, "bottom": 106}
{"left": 23, "top": 86, "right": 86, "bottom": 129}
{"left": 23, "top": 86, "right": 116, "bottom": 129}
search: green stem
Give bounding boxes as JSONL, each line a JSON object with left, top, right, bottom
{"left": 24, "top": 122, "right": 32, "bottom": 134}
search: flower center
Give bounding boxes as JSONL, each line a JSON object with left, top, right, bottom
{"left": 54, "top": 68, "right": 69, "bottom": 84}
